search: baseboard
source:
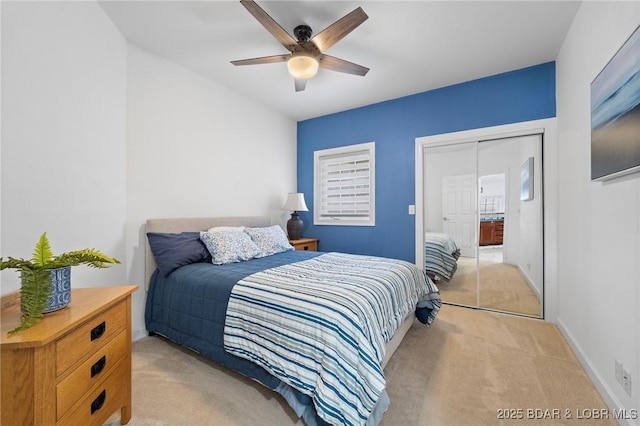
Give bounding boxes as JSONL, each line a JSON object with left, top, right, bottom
{"left": 556, "top": 318, "right": 637, "bottom": 426}
{"left": 515, "top": 263, "right": 542, "bottom": 300}
{"left": 132, "top": 327, "right": 149, "bottom": 342}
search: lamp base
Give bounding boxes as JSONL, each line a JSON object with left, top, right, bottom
{"left": 287, "top": 212, "right": 303, "bottom": 240}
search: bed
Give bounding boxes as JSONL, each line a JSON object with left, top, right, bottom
{"left": 144, "top": 217, "right": 441, "bottom": 426}
{"left": 424, "top": 232, "right": 460, "bottom": 282}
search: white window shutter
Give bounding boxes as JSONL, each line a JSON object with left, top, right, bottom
{"left": 314, "top": 142, "right": 375, "bottom": 226}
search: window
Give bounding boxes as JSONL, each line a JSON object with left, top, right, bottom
{"left": 314, "top": 142, "right": 375, "bottom": 226}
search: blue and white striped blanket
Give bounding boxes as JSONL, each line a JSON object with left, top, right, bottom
{"left": 425, "top": 232, "right": 460, "bottom": 281}
{"left": 224, "top": 252, "right": 440, "bottom": 426}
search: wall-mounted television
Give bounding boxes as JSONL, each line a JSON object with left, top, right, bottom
{"left": 591, "top": 25, "right": 640, "bottom": 181}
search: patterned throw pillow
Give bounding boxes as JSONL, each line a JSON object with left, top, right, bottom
{"left": 199, "top": 230, "right": 263, "bottom": 265}
{"left": 245, "top": 225, "right": 294, "bottom": 257}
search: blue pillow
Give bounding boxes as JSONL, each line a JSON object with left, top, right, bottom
{"left": 147, "top": 232, "right": 212, "bottom": 277}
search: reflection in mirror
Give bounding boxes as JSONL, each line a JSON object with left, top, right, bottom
{"left": 423, "top": 134, "right": 543, "bottom": 318}
{"left": 477, "top": 136, "right": 542, "bottom": 317}
{"left": 423, "top": 141, "right": 478, "bottom": 308}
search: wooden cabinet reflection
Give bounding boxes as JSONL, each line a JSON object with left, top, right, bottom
{"left": 479, "top": 220, "right": 504, "bottom": 246}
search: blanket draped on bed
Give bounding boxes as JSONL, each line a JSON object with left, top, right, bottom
{"left": 224, "top": 252, "right": 440, "bottom": 426}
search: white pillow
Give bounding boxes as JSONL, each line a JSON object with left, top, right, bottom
{"left": 199, "top": 230, "right": 262, "bottom": 265}
{"left": 245, "top": 225, "right": 294, "bottom": 257}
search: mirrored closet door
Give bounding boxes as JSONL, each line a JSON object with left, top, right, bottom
{"left": 423, "top": 134, "right": 543, "bottom": 318}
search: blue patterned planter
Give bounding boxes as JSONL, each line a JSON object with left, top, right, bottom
{"left": 21, "top": 267, "right": 72, "bottom": 314}
{"left": 45, "top": 267, "right": 72, "bottom": 312}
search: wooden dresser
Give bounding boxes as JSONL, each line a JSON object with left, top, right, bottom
{"left": 1, "top": 285, "right": 138, "bottom": 426}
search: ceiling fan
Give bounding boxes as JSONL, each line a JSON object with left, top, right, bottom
{"left": 231, "top": 0, "right": 369, "bottom": 92}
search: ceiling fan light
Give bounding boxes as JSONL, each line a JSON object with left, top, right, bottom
{"left": 287, "top": 55, "right": 319, "bottom": 79}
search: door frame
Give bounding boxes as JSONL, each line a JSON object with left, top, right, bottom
{"left": 414, "top": 118, "right": 558, "bottom": 322}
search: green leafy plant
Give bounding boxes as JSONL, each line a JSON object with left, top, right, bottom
{"left": 1, "top": 233, "right": 119, "bottom": 333}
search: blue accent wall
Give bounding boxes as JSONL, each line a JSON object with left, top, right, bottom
{"left": 297, "top": 62, "right": 556, "bottom": 262}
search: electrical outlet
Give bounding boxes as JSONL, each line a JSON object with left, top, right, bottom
{"left": 615, "top": 360, "right": 623, "bottom": 384}
{"left": 622, "top": 368, "right": 632, "bottom": 396}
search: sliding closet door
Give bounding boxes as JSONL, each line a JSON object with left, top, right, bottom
{"left": 423, "top": 133, "right": 543, "bottom": 318}
{"left": 477, "top": 135, "right": 543, "bottom": 317}
{"left": 424, "top": 141, "right": 478, "bottom": 308}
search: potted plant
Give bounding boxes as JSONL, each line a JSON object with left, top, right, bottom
{"left": 1, "top": 232, "right": 119, "bottom": 334}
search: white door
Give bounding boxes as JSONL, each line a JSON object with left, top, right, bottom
{"left": 442, "top": 174, "right": 476, "bottom": 257}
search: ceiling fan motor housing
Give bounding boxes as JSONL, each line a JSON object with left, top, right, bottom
{"left": 294, "top": 25, "right": 313, "bottom": 43}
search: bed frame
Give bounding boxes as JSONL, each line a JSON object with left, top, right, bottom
{"left": 144, "top": 216, "right": 414, "bottom": 368}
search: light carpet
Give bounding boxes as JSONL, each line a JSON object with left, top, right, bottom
{"left": 439, "top": 255, "right": 541, "bottom": 317}
{"left": 107, "top": 304, "right": 613, "bottom": 425}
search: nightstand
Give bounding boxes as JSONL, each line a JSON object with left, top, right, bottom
{"left": 289, "top": 238, "right": 319, "bottom": 251}
{"left": 1, "top": 285, "right": 138, "bottom": 425}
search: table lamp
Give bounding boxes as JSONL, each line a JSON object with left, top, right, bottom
{"left": 283, "top": 193, "right": 309, "bottom": 240}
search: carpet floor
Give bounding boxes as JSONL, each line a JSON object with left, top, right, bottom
{"left": 107, "top": 304, "right": 613, "bottom": 425}
{"left": 439, "top": 250, "right": 541, "bottom": 317}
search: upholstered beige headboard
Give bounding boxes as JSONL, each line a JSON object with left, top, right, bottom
{"left": 145, "top": 216, "right": 271, "bottom": 289}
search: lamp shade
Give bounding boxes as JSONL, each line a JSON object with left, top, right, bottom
{"left": 287, "top": 55, "right": 319, "bottom": 79}
{"left": 283, "top": 193, "right": 309, "bottom": 212}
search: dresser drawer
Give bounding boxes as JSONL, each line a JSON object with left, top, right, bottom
{"left": 57, "top": 358, "right": 127, "bottom": 426}
{"left": 56, "top": 300, "right": 126, "bottom": 376}
{"left": 56, "top": 330, "right": 127, "bottom": 418}
{"left": 290, "top": 238, "right": 318, "bottom": 251}
{"left": 296, "top": 242, "right": 316, "bottom": 251}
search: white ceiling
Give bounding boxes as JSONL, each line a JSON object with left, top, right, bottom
{"left": 98, "top": 0, "right": 581, "bottom": 121}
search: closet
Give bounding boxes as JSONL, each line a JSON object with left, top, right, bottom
{"left": 420, "top": 133, "right": 544, "bottom": 317}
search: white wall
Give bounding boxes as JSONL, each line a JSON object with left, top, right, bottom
{"left": 556, "top": 1, "right": 640, "bottom": 419}
{"left": 1, "top": 2, "right": 128, "bottom": 292}
{"left": 125, "top": 45, "right": 297, "bottom": 337}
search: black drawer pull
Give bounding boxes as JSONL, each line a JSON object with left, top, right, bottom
{"left": 90, "top": 355, "right": 107, "bottom": 378}
{"left": 91, "top": 390, "right": 106, "bottom": 414}
{"left": 90, "top": 321, "right": 106, "bottom": 341}
{"left": 303, "top": 246, "right": 309, "bottom": 250}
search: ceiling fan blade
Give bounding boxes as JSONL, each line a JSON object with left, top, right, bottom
{"left": 231, "top": 54, "right": 289, "bottom": 66}
{"left": 318, "top": 54, "right": 369, "bottom": 76}
{"left": 240, "top": 0, "right": 298, "bottom": 51}
{"left": 311, "top": 7, "right": 368, "bottom": 53}
{"left": 294, "top": 78, "right": 307, "bottom": 92}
